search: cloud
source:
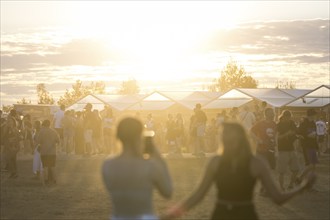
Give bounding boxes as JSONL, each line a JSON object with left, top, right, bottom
{"left": 201, "top": 19, "right": 329, "bottom": 60}
{"left": 1, "top": 38, "right": 119, "bottom": 70}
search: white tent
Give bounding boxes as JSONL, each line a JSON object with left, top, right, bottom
{"left": 94, "top": 94, "right": 145, "bottom": 111}
{"left": 127, "top": 92, "right": 176, "bottom": 111}
{"left": 160, "top": 91, "right": 220, "bottom": 110}
{"left": 204, "top": 88, "right": 312, "bottom": 109}
{"left": 66, "top": 94, "right": 106, "bottom": 111}
{"left": 285, "top": 85, "right": 330, "bottom": 107}
{"left": 204, "top": 89, "right": 252, "bottom": 109}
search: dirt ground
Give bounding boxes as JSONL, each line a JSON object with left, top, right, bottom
{"left": 1, "top": 152, "right": 329, "bottom": 220}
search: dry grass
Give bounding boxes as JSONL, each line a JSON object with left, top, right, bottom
{"left": 1, "top": 153, "right": 329, "bottom": 220}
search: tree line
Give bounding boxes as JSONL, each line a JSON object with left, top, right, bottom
{"left": 4, "top": 60, "right": 295, "bottom": 112}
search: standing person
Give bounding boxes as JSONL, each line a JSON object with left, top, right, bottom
{"left": 194, "top": 103, "right": 207, "bottom": 157}
{"left": 315, "top": 115, "right": 327, "bottom": 154}
{"left": 102, "top": 107, "right": 115, "bottom": 155}
{"left": 189, "top": 112, "right": 197, "bottom": 155}
{"left": 162, "top": 122, "right": 316, "bottom": 220}
{"left": 36, "top": 120, "right": 60, "bottom": 186}
{"left": 175, "top": 113, "right": 184, "bottom": 156}
{"left": 92, "top": 109, "right": 103, "bottom": 154}
{"left": 74, "top": 111, "right": 85, "bottom": 155}
{"left": 62, "top": 110, "right": 75, "bottom": 154}
{"left": 251, "top": 108, "right": 277, "bottom": 170}
{"left": 229, "top": 107, "right": 239, "bottom": 121}
{"left": 22, "top": 114, "right": 33, "bottom": 154}
{"left": 276, "top": 110, "right": 300, "bottom": 191}
{"left": 1, "top": 110, "right": 8, "bottom": 171}
{"left": 32, "top": 120, "right": 42, "bottom": 178}
{"left": 102, "top": 117, "right": 173, "bottom": 220}
{"left": 53, "top": 104, "right": 65, "bottom": 152}
{"left": 145, "top": 113, "right": 155, "bottom": 131}
{"left": 83, "top": 103, "right": 94, "bottom": 155}
{"left": 215, "top": 111, "right": 227, "bottom": 149}
{"left": 166, "top": 114, "right": 178, "bottom": 157}
{"left": 296, "top": 109, "right": 319, "bottom": 182}
{"left": 2, "top": 110, "right": 20, "bottom": 178}
{"left": 239, "top": 105, "right": 256, "bottom": 131}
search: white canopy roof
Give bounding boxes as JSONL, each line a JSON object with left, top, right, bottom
{"left": 66, "top": 86, "right": 327, "bottom": 111}
{"left": 286, "top": 85, "right": 330, "bottom": 107}
{"left": 160, "top": 91, "right": 220, "bottom": 110}
{"left": 67, "top": 94, "right": 106, "bottom": 111}
{"left": 94, "top": 94, "right": 145, "bottom": 111}
{"left": 204, "top": 88, "right": 313, "bottom": 109}
{"left": 127, "top": 92, "right": 176, "bottom": 111}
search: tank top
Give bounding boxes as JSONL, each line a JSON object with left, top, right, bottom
{"left": 215, "top": 156, "right": 256, "bottom": 202}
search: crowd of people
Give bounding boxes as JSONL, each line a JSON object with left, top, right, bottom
{"left": 0, "top": 100, "right": 328, "bottom": 219}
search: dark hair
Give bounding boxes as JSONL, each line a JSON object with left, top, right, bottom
{"left": 264, "top": 107, "right": 274, "bottom": 118}
{"left": 279, "top": 110, "right": 291, "bottom": 121}
{"left": 221, "top": 122, "right": 253, "bottom": 171}
{"left": 9, "top": 109, "right": 17, "bottom": 116}
{"left": 34, "top": 120, "right": 41, "bottom": 131}
{"left": 42, "top": 119, "right": 51, "bottom": 127}
{"left": 117, "top": 117, "right": 143, "bottom": 144}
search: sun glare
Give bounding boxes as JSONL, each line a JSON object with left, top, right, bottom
{"left": 60, "top": 2, "right": 241, "bottom": 82}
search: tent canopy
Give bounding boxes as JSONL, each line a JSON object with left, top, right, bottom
{"left": 67, "top": 94, "right": 106, "bottom": 111}
{"left": 94, "top": 94, "right": 145, "bottom": 111}
{"left": 160, "top": 91, "right": 220, "bottom": 110}
{"left": 127, "top": 92, "right": 176, "bottom": 111}
{"left": 286, "top": 85, "right": 330, "bottom": 107}
{"left": 204, "top": 88, "right": 314, "bottom": 109}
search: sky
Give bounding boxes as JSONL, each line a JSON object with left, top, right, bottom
{"left": 1, "top": 1, "right": 329, "bottom": 106}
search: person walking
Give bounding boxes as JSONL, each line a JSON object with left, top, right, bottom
{"left": 251, "top": 108, "right": 277, "bottom": 170}
{"left": 162, "top": 122, "right": 316, "bottom": 220}
{"left": 36, "top": 120, "right": 60, "bottom": 186}
{"left": 296, "top": 109, "right": 319, "bottom": 185}
{"left": 102, "top": 117, "right": 173, "bottom": 220}
{"left": 276, "top": 110, "right": 300, "bottom": 191}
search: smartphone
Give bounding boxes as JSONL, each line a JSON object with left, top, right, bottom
{"left": 144, "top": 130, "right": 155, "bottom": 154}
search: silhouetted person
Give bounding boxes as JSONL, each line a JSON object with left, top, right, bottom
{"left": 36, "top": 119, "right": 60, "bottom": 185}
{"left": 2, "top": 109, "right": 20, "bottom": 178}
{"left": 162, "top": 122, "right": 316, "bottom": 220}
{"left": 276, "top": 110, "right": 300, "bottom": 191}
{"left": 194, "top": 103, "right": 207, "bottom": 157}
{"left": 102, "top": 117, "right": 172, "bottom": 220}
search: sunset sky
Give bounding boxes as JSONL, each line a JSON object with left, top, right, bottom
{"left": 1, "top": 1, "right": 329, "bottom": 106}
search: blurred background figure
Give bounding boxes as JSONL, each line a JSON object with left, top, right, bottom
{"left": 102, "top": 107, "right": 115, "bottom": 155}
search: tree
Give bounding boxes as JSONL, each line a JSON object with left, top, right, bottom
{"left": 57, "top": 80, "right": 106, "bottom": 106}
{"left": 37, "top": 83, "right": 55, "bottom": 104}
{"left": 2, "top": 104, "right": 14, "bottom": 113}
{"left": 208, "top": 60, "right": 258, "bottom": 92}
{"left": 118, "top": 79, "right": 140, "bottom": 95}
{"left": 17, "top": 97, "right": 31, "bottom": 104}
{"left": 275, "top": 80, "right": 296, "bottom": 89}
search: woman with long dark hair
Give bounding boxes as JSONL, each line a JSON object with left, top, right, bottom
{"left": 163, "top": 121, "right": 315, "bottom": 220}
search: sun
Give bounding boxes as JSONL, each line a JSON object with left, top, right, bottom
{"left": 63, "top": 1, "right": 241, "bottom": 81}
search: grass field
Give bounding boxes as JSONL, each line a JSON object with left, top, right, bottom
{"left": 1, "top": 152, "right": 329, "bottom": 220}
